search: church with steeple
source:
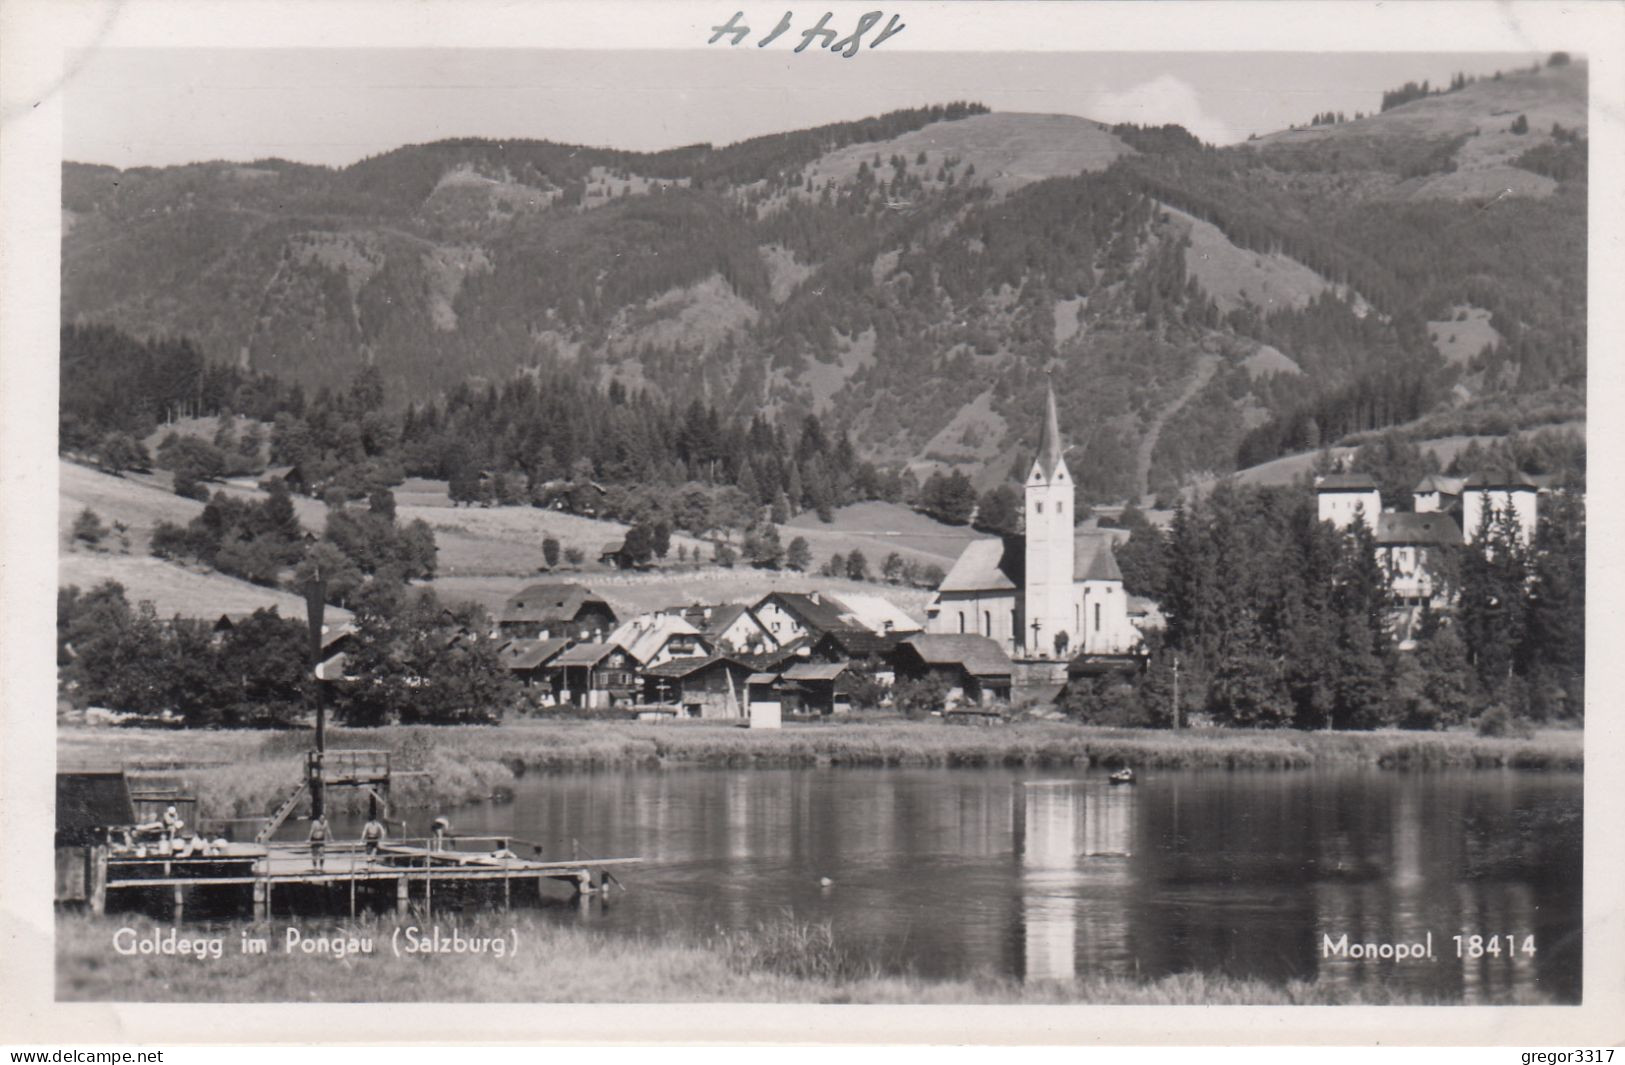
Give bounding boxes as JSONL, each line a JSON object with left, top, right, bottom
{"left": 924, "top": 383, "right": 1139, "bottom": 659}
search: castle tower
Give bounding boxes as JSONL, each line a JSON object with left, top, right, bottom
{"left": 1023, "top": 382, "right": 1075, "bottom": 656}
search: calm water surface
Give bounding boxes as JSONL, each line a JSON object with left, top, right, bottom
{"left": 341, "top": 767, "right": 1582, "bottom": 1002}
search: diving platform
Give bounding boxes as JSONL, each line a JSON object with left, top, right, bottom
{"left": 91, "top": 837, "right": 640, "bottom": 920}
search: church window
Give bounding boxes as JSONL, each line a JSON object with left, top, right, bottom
{"left": 958, "top": 612, "right": 966, "bottom": 634}
{"left": 1035, "top": 502, "right": 1044, "bottom": 514}
{"left": 1094, "top": 603, "right": 1101, "bottom": 631}
{"left": 983, "top": 611, "right": 991, "bottom": 637}
{"left": 1058, "top": 501, "right": 1064, "bottom": 514}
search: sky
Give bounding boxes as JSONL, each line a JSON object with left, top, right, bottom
{"left": 64, "top": 49, "right": 1547, "bottom": 169}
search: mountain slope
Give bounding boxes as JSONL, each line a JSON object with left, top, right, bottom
{"left": 61, "top": 64, "right": 1587, "bottom": 504}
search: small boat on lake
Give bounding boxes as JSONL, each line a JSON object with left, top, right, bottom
{"left": 1108, "top": 768, "right": 1136, "bottom": 786}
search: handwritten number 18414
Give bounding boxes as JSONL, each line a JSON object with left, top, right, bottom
{"left": 709, "top": 11, "right": 906, "bottom": 56}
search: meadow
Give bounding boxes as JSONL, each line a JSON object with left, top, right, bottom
{"left": 55, "top": 910, "right": 1512, "bottom": 1004}
{"left": 59, "top": 720, "right": 1584, "bottom": 824}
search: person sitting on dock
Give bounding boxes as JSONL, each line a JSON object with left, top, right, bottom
{"left": 161, "top": 805, "right": 182, "bottom": 841}
{"left": 430, "top": 816, "right": 450, "bottom": 852}
{"left": 361, "top": 816, "right": 387, "bottom": 858}
{"left": 308, "top": 815, "right": 329, "bottom": 871}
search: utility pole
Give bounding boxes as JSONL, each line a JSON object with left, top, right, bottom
{"left": 1172, "top": 655, "right": 1181, "bottom": 731}
{"left": 303, "top": 564, "right": 328, "bottom": 821}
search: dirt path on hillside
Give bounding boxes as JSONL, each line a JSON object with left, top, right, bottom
{"left": 1134, "top": 353, "right": 1219, "bottom": 505}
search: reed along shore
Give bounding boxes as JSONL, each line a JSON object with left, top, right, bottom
{"left": 59, "top": 720, "right": 1583, "bottom": 823}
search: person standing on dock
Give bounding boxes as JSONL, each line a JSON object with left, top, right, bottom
{"left": 308, "top": 814, "right": 329, "bottom": 871}
{"left": 430, "top": 816, "right": 450, "bottom": 852}
{"left": 361, "top": 816, "right": 386, "bottom": 858}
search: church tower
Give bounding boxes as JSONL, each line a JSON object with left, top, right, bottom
{"left": 1023, "top": 382, "right": 1075, "bottom": 656}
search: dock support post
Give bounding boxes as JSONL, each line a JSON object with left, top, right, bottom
{"left": 88, "top": 846, "right": 108, "bottom": 917}
{"left": 396, "top": 877, "right": 408, "bottom": 917}
{"left": 424, "top": 856, "right": 432, "bottom": 920}
{"left": 502, "top": 875, "right": 510, "bottom": 912}
{"left": 349, "top": 870, "right": 357, "bottom": 918}
{"left": 253, "top": 879, "right": 267, "bottom": 921}
{"left": 172, "top": 883, "right": 185, "bottom": 923}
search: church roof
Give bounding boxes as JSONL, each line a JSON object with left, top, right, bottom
{"left": 937, "top": 538, "right": 1020, "bottom": 593}
{"left": 1077, "top": 536, "right": 1123, "bottom": 581}
{"left": 937, "top": 532, "right": 1127, "bottom": 594}
{"left": 1033, "top": 382, "right": 1066, "bottom": 480}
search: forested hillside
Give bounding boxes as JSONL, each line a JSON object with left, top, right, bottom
{"left": 62, "top": 59, "right": 1586, "bottom": 505}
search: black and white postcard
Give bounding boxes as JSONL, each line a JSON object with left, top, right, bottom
{"left": 3, "top": 0, "right": 1622, "bottom": 1047}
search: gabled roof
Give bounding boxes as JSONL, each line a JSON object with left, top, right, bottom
{"left": 937, "top": 538, "right": 1020, "bottom": 593}
{"left": 551, "top": 641, "right": 626, "bottom": 668}
{"left": 1076, "top": 535, "right": 1123, "bottom": 582}
{"left": 499, "top": 637, "right": 572, "bottom": 671}
{"left": 734, "top": 644, "right": 807, "bottom": 672}
{"left": 782, "top": 661, "right": 850, "bottom": 682}
{"left": 1033, "top": 381, "right": 1066, "bottom": 480}
{"left": 753, "top": 592, "right": 868, "bottom": 636}
{"left": 1376, "top": 512, "right": 1464, "bottom": 546}
{"left": 501, "top": 583, "right": 612, "bottom": 625}
{"left": 825, "top": 593, "right": 922, "bottom": 634}
{"left": 1315, "top": 473, "right": 1379, "bottom": 491}
{"left": 898, "top": 633, "right": 1013, "bottom": 677}
{"left": 1463, "top": 471, "right": 1540, "bottom": 491}
{"left": 1413, "top": 474, "right": 1464, "bottom": 496}
{"left": 608, "top": 614, "right": 710, "bottom": 664}
{"left": 678, "top": 602, "right": 762, "bottom": 639}
{"left": 814, "top": 628, "right": 904, "bottom": 659}
{"left": 642, "top": 653, "right": 750, "bottom": 679}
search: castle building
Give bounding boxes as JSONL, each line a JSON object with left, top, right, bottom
{"left": 926, "top": 384, "right": 1137, "bottom": 659}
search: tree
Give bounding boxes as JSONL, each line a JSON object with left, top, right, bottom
{"left": 95, "top": 432, "right": 149, "bottom": 474}
{"left": 542, "top": 536, "right": 561, "bottom": 569}
{"left": 651, "top": 520, "right": 672, "bottom": 560}
{"left": 1510, "top": 114, "right": 1529, "bottom": 135}
{"left": 337, "top": 592, "right": 512, "bottom": 726}
{"left": 920, "top": 469, "right": 977, "bottom": 525}
{"left": 72, "top": 507, "right": 107, "bottom": 546}
{"left": 622, "top": 524, "right": 654, "bottom": 568}
{"left": 786, "top": 536, "right": 812, "bottom": 572}
{"left": 975, "top": 484, "right": 1021, "bottom": 535}
{"left": 845, "top": 549, "right": 869, "bottom": 582}
{"left": 892, "top": 674, "right": 950, "bottom": 718}
{"left": 746, "top": 523, "right": 783, "bottom": 569}
{"left": 823, "top": 552, "right": 845, "bottom": 578}
{"left": 881, "top": 552, "right": 905, "bottom": 584}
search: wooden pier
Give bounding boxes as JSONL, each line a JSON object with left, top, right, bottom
{"left": 90, "top": 836, "right": 640, "bottom": 921}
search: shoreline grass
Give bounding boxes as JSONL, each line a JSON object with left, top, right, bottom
{"left": 58, "top": 720, "right": 1582, "bottom": 823}
{"left": 57, "top": 911, "right": 1535, "bottom": 1005}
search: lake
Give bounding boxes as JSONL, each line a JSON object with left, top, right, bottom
{"left": 337, "top": 766, "right": 1582, "bottom": 1003}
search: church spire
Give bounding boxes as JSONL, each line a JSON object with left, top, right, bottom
{"left": 1034, "top": 378, "right": 1064, "bottom": 480}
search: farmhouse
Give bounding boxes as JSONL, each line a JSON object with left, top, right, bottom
{"left": 671, "top": 603, "right": 779, "bottom": 654}
{"left": 891, "top": 633, "right": 1013, "bottom": 707}
{"left": 609, "top": 613, "right": 714, "bottom": 668}
{"left": 498, "top": 583, "right": 617, "bottom": 640}
{"left": 751, "top": 591, "right": 870, "bottom": 645}
{"left": 640, "top": 654, "right": 754, "bottom": 719}
{"left": 546, "top": 642, "right": 638, "bottom": 708}
{"left": 498, "top": 637, "right": 572, "bottom": 688}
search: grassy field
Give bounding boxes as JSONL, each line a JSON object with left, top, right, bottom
{"left": 55, "top": 911, "right": 1496, "bottom": 1004}
{"left": 58, "top": 721, "right": 1583, "bottom": 823}
{"left": 65, "top": 459, "right": 936, "bottom": 624}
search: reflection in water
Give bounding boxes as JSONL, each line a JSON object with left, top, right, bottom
{"left": 1016, "top": 781, "right": 1136, "bottom": 982}
{"left": 331, "top": 766, "right": 1580, "bottom": 1002}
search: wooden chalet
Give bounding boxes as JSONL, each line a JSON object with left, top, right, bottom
{"left": 608, "top": 614, "right": 714, "bottom": 668}
{"left": 640, "top": 654, "right": 754, "bottom": 719}
{"left": 498, "top": 583, "right": 617, "bottom": 640}
{"left": 547, "top": 642, "right": 637, "bottom": 708}
{"left": 499, "top": 637, "right": 573, "bottom": 688}
{"left": 891, "top": 633, "right": 1013, "bottom": 707}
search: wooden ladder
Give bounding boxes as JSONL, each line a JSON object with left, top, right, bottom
{"left": 254, "top": 781, "right": 308, "bottom": 843}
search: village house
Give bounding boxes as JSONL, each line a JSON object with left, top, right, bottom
{"left": 497, "top": 583, "right": 617, "bottom": 641}
{"left": 1376, "top": 512, "right": 1464, "bottom": 607}
{"left": 809, "top": 628, "right": 903, "bottom": 686}
{"left": 1412, "top": 473, "right": 1464, "bottom": 515}
{"left": 750, "top": 591, "right": 871, "bottom": 645}
{"left": 891, "top": 633, "right": 1014, "bottom": 708}
{"left": 670, "top": 603, "right": 779, "bottom": 654}
{"left": 1315, "top": 472, "right": 1382, "bottom": 532}
{"left": 546, "top": 642, "right": 638, "bottom": 709}
{"left": 821, "top": 593, "right": 922, "bottom": 636}
{"left": 498, "top": 637, "right": 572, "bottom": 690}
{"left": 608, "top": 613, "right": 714, "bottom": 668}
{"left": 774, "top": 661, "right": 857, "bottom": 717}
{"left": 926, "top": 385, "right": 1141, "bottom": 660}
{"left": 1461, "top": 472, "right": 1540, "bottom": 546}
{"left": 640, "top": 654, "right": 754, "bottom": 719}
